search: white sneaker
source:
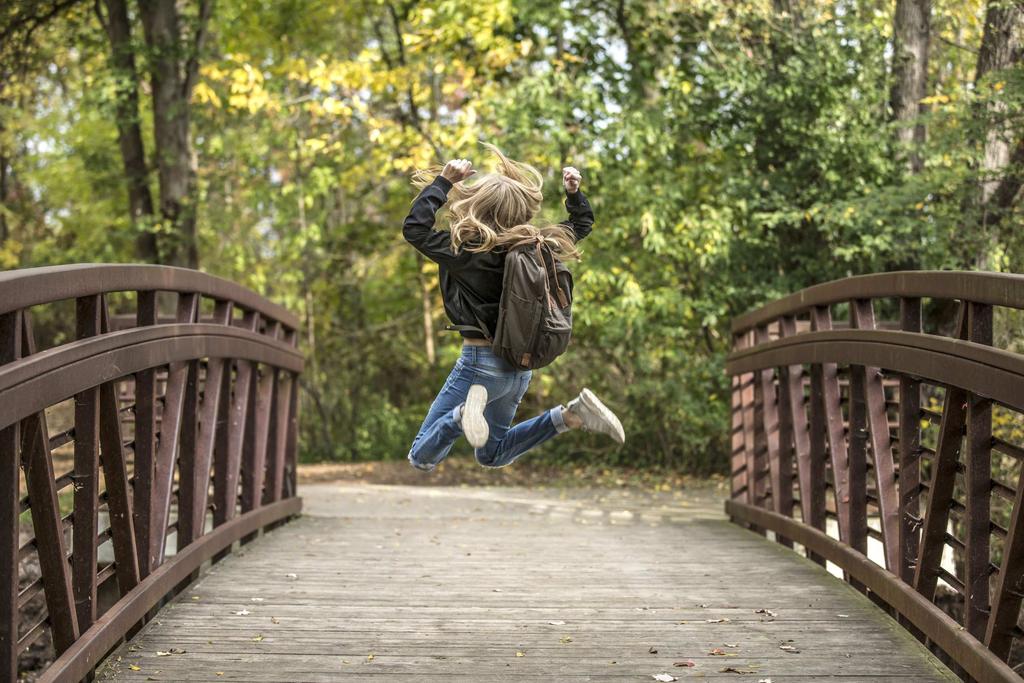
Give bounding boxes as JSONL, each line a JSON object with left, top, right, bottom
{"left": 565, "top": 388, "right": 625, "bottom": 444}
{"left": 461, "top": 384, "right": 489, "bottom": 448}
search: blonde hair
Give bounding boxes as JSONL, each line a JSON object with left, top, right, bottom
{"left": 411, "top": 143, "right": 581, "bottom": 261}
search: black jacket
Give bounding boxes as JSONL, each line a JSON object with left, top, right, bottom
{"left": 403, "top": 175, "right": 594, "bottom": 339}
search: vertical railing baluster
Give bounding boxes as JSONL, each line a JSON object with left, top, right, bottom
{"left": 806, "top": 313, "right": 828, "bottom": 566}
{"left": 284, "top": 365, "right": 300, "bottom": 499}
{"left": 72, "top": 295, "right": 102, "bottom": 632}
{"left": 133, "top": 290, "right": 157, "bottom": 578}
{"left": 149, "top": 292, "right": 200, "bottom": 570}
{"left": 97, "top": 304, "right": 140, "bottom": 597}
{"left": 215, "top": 311, "right": 259, "bottom": 530}
{"left": 176, "top": 355, "right": 200, "bottom": 553}
{"left": 964, "top": 302, "right": 993, "bottom": 640}
{"left": 846, "top": 301, "right": 869, "bottom": 558}
{"left": 19, "top": 312, "right": 80, "bottom": 653}
{"left": 755, "top": 324, "right": 789, "bottom": 546}
{"left": 190, "top": 300, "right": 232, "bottom": 545}
{"left": 739, "top": 329, "right": 759, "bottom": 511}
{"left": 914, "top": 304, "right": 969, "bottom": 602}
{"left": 0, "top": 311, "right": 22, "bottom": 682}
{"left": 730, "top": 332, "right": 749, "bottom": 502}
{"left": 777, "top": 316, "right": 811, "bottom": 537}
{"left": 810, "top": 305, "right": 852, "bottom": 546}
{"left": 243, "top": 323, "right": 281, "bottom": 538}
{"left": 850, "top": 298, "right": 899, "bottom": 570}
{"left": 898, "top": 297, "right": 922, "bottom": 585}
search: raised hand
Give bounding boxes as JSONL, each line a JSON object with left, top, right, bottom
{"left": 562, "top": 166, "right": 582, "bottom": 194}
{"left": 441, "top": 158, "right": 476, "bottom": 183}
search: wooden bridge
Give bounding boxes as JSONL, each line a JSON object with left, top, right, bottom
{"left": 3, "top": 265, "right": 1024, "bottom": 682}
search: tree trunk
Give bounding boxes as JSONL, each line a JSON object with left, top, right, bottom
{"left": 417, "top": 255, "right": 436, "bottom": 366}
{"left": 138, "top": 0, "right": 211, "bottom": 269}
{"left": 890, "top": 0, "right": 930, "bottom": 173}
{"left": 972, "top": 0, "right": 1023, "bottom": 268}
{"left": 100, "top": 0, "right": 158, "bottom": 263}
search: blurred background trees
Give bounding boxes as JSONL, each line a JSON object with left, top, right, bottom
{"left": 1, "top": 0, "right": 1021, "bottom": 471}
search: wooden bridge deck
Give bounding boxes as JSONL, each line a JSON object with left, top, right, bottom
{"left": 96, "top": 482, "right": 957, "bottom": 682}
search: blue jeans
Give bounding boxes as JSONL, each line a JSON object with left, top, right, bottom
{"left": 407, "top": 345, "right": 569, "bottom": 471}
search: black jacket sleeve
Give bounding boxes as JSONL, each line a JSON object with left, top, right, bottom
{"left": 402, "top": 175, "right": 459, "bottom": 266}
{"left": 564, "top": 190, "right": 594, "bottom": 242}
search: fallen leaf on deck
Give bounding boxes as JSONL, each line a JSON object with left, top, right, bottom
{"left": 648, "top": 646, "right": 658, "bottom": 654}
{"left": 129, "top": 665, "right": 141, "bottom": 671}
{"left": 705, "top": 618, "right": 730, "bottom": 623}
{"left": 724, "top": 642, "right": 739, "bottom": 648}
{"left": 232, "top": 609, "right": 250, "bottom": 616}
{"left": 271, "top": 617, "right": 280, "bottom": 624}
{"left": 720, "top": 666, "right": 759, "bottom": 674}
{"left": 709, "top": 648, "right": 728, "bottom": 656}
{"left": 285, "top": 573, "right": 298, "bottom": 580}
{"left": 779, "top": 643, "right": 800, "bottom": 653}
{"left": 548, "top": 620, "right": 566, "bottom": 625}
{"left": 155, "top": 649, "right": 185, "bottom": 656}
{"left": 515, "top": 651, "right": 525, "bottom": 657}
{"left": 673, "top": 660, "right": 696, "bottom": 667}
{"left": 252, "top": 634, "right": 264, "bottom": 642}
{"left": 837, "top": 614, "right": 849, "bottom": 618}
{"left": 560, "top": 635, "right": 573, "bottom": 644}
{"left": 754, "top": 608, "right": 776, "bottom": 617}
{"left": 215, "top": 673, "right": 223, "bottom": 677}
{"left": 652, "top": 675, "right": 678, "bottom": 682}
{"left": 367, "top": 654, "right": 375, "bottom": 661}
{"left": 250, "top": 597, "right": 264, "bottom": 602}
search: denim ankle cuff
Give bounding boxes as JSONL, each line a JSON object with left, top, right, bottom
{"left": 551, "top": 405, "right": 570, "bottom": 434}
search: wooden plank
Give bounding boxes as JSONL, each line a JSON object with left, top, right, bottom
{"left": 72, "top": 294, "right": 102, "bottom": 631}
{"left": 810, "top": 306, "right": 852, "bottom": 545}
{"left": 149, "top": 293, "right": 200, "bottom": 569}
{"left": 20, "top": 312, "right": 80, "bottom": 653}
{"left": 98, "top": 304, "right": 141, "bottom": 598}
{"left": 913, "top": 305, "right": 969, "bottom": 602}
{"left": 133, "top": 290, "right": 158, "bottom": 578}
{"left": 95, "top": 484, "right": 958, "bottom": 683}
{"left": 963, "top": 301, "right": 992, "bottom": 640}
{"left": 0, "top": 311, "right": 21, "bottom": 682}
{"left": 850, "top": 298, "right": 898, "bottom": 569}
{"left": 898, "top": 298, "right": 922, "bottom": 584}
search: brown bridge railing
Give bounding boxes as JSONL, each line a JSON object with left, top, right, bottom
{"left": 727, "top": 270, "right": 1024, "bottom": 682}
{"left": 0, "top": 264, "right": 304, "bottom": 682}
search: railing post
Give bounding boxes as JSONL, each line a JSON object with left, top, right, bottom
{"left": 0, "top": 311, "right": 22, "bottom": 682}
{"left": 133, "top": 290, "right": 158, "bottom": 578}
{"left": 964, "top": 302, "right": 993, "bottom": 640}
{"left": 913, "top": 304, "right": 969, "bottom": 602}
{"left": 72, "top": 295, "right": 102, "bottom": 632}
{"left": 898, "top": 297, "right": 922, "bottom": 585}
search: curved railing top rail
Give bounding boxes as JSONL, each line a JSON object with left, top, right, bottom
{"left": 0, "top": 263, "right": 300, "bottom": 330}
{"left": 732, "top": 270, "right": 1024, "bottom": 333}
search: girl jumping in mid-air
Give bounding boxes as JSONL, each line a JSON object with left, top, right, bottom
{"left": 403, "top": 143, "right": 625, "bottom": 472}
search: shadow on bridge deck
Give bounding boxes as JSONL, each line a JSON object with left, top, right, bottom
{"left": 96, "top": 483, "right": 956, "bottom": 682}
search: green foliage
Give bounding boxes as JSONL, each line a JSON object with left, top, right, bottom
{"left": 2, "top": 0, "right": 1021, "bottom": 472}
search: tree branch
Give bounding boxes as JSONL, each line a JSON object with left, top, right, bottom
{"left": 182, "top": 0, "right": 215, "bottom": 99}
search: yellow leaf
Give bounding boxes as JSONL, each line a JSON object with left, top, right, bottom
{"left": 516, "top": 651, "right": 525, "bottom": 657}
{"left": 129, "top": 665, "right": 141, "bottom": 671}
